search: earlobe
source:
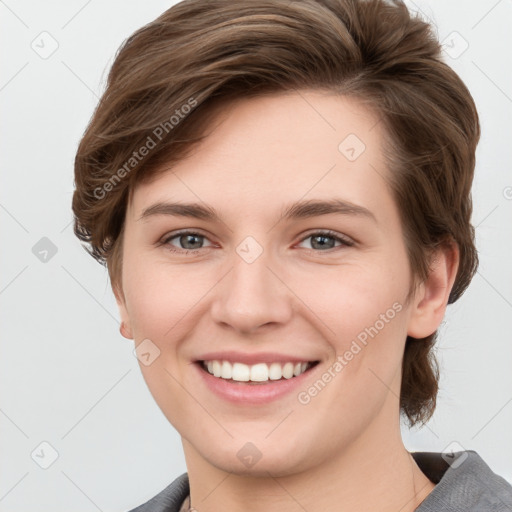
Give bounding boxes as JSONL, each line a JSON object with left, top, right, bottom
{"left": 407, "top": 242, "right": 460, "bottom": 339}
{"left": 119, "top": 321, "right": 133, "bottom": 340}
{"left": 113, "top": 283, "right": 134, "bottom": 340}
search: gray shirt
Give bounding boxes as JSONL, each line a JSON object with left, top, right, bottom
{"left": 127, "top": 451, "right": 512, "bottom": 511}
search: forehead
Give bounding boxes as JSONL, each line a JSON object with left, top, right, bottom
{"left": 127, "top": 90, "right": 392, "bottom": 222}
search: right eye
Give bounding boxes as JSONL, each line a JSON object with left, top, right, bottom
{"left": 160, "top": 230, "right": 215, "bottom": 253}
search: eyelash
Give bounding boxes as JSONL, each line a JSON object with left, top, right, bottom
{"left": 158, "top": 229, "right": 354, "bottom": 255}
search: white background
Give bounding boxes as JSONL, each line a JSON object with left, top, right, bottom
{"left": 1, "top": 1, "right": 511, "bottom": 510}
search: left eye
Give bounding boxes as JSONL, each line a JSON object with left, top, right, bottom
{"left": 297, "top": 231, "right": 351, "bottom": 251}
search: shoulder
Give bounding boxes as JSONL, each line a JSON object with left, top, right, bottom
{"left": 126, "top": 473, "right": 189, "bottom": 512}
{"left": 414, "top": 450, "right": 512, "bottom": 512}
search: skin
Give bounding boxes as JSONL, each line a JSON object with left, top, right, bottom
{"left": 115, "top": 90, "right": 458, "bottom": 512}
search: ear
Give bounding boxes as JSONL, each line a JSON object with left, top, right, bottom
{"left": 407, "top": 241, "right": 459, "bottom": 339}
{"left": 113, "top": 282, "right": 133, "bottom": 340}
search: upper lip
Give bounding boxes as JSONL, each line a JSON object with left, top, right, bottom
{"left": 195, "top": 351, "right": 319, "bottom": 365}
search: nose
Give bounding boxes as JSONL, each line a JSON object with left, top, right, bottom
{"left": 210, "top": 246, "right": 293, "bottom": 334}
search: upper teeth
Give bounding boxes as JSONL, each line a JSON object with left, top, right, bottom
{"left": 203, "top": 360, "right": 311, "bottom": 382}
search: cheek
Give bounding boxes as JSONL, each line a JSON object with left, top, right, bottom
{"left": 292, "top": 257, "right": 409, "bottom": 338}
{"left": 297, "top": 258, "right": 410, "bottom": 391}
{"left": 121, "top": 255, "right": 202, "bottom": 429}
{"left": 122, "top": 253, "right": 209, "bottom": 340}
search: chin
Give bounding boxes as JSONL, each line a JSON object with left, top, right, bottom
{"left": 192, "top": 435, "right": 316, "bottom": 478}
{"left": 212, "top": 453, "right": 307, "bottom": 478}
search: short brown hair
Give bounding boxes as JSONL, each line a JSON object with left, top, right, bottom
{"left": 72, "top": 0, "right": 480, "bottom": 426}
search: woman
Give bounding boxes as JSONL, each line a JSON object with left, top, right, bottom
{"left": 72, "top": 0, "right": 512, "bottom": 510}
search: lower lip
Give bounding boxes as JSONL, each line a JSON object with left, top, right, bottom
{"left": 194, "top": 362, "right": 319, "bottom": 405}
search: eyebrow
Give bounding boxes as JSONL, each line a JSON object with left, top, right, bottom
{"left": 137, "top": 198, "right": 377, "bottom": 224}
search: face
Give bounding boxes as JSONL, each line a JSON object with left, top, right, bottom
{"left": 116, "top": 90, "right": 421, "bottom": 476}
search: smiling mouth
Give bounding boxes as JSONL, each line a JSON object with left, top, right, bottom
{"left": 197, "top": 359, "right": 320, "bottom": 383}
